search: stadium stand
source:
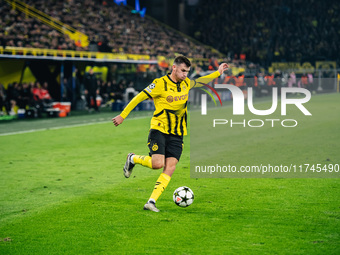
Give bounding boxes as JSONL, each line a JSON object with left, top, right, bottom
{"left": 190, "top": 0, "right": 340, "bottom": 65}
{"left": 1, "top": 0, "right": 221, "bottom": 58}
{"left": 0, "top": 0, "right": 339, "bottom": 118}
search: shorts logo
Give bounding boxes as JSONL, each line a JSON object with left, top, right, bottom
{"left": 152, "top": 143, "right": 158, "bottom": 151}
{"left": 166, "top": 95, "right": 173, "bottom": 103}
{"left": 149, "top": 83, "right": 156, "bottom": 89}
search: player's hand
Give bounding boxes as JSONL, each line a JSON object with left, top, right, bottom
{"left": 218, "top": 63, "right": 229, "bottom": 75}
{"left": 112, "top": 115, "right": 124, "bottom": 126}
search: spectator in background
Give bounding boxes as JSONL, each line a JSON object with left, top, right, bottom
{"left": 112, "top": 80, "right": 126, "bottom": 101}
{"left": 298, "top": 74, "right": 308, "bottom": 88}
{"left": 84, "top": 68, "right": 99, "bottom": 112}
{"left": 17, "top": 82, "right": 33, "bottom": 109}
{"left": 256, "top": 72, "right": 266, "bottom": 96}
{"left": 31, "top": 81, "right": 43, "bottom": 116}
{"left": 208, "top": 57, "right": 219, "bottom": 71}
{"left": 32, "top": 81, "right": 42, "bottom": 102}
{"left": 264, "top": 72, "right": 276, "bottom": 93}
{"left": 288, "top": 72, "right": 296, "bottom": 88}
{"left": 63, "top": 78, "right": 74, "bottom": 103}
{"left": 6, "top": 82, "right": 20, "bottom": 115}
{"left": 107, "top": 79, "right": 117, "bottom": 102}
{"left": 0, "top": 83, "right": 7, "bottom": 115}
{"left": 40, "top": 82, "right": 52, "bottom": 105}
{"left": 235, "top": 73, "right": 247, "bottom": 90}
{"left": 124, "top": 81, "right": 138, "bottom": 102}
{"left": 31, "top": 81, "right": 53, "bottom": 116}
{"left": 99, "top": 80, "right": 109, "bottom": 105}
{"left": 307, "top": 73, "right": 315, "bottom": 93}
{"left": 224, "top": 71, "right": 236, "bottom": 86}
{"left": 274, "top": 70, "right": 282, "bottom": 95}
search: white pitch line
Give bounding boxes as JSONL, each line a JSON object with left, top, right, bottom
{"left": 0, "top": 115, "right": 150, "bottom": 137}
{"left": 0, "top": 98, "right": 274, "bottom": 137}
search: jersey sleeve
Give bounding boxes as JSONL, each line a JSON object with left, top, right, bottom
{"left": 142, "top": 78, "right": 163, "bottom": 98}
{"left": 120, "top": 91, "right": 149, "bottom": 119}
{"left": 120, "top": 79, "right": 163, "bottom": 119}
{"left": 189, "top": 71, "right": 221, "bottom": 89}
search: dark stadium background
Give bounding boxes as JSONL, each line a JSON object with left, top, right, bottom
{"left": 1, "top": 0, "right": 338, "bottom": 118}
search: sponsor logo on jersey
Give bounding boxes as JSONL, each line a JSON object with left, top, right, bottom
{"left": 166, "top": 94, "right": 188, "bottom": 103}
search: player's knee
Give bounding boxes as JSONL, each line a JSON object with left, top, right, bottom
{"left": 167, "top": 165, "right": 176, "bottom": 172}
{"left": 152, "top": 160, "right": 164, "bottom": 169}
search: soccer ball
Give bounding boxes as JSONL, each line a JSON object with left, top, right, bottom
{"left": 173, "top": 186, "right": 194, "bottom": 207}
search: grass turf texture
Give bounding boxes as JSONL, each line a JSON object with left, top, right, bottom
{"left": 0, "top": 93, "right": 339, "bottom": 254}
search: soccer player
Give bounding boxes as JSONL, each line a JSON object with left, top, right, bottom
{"left": 112, "top": 56, "right": 228, "bottom": 212}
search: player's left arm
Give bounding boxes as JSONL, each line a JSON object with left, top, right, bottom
{"left": 190, "top": 63, "right": 229, "bottom": 89}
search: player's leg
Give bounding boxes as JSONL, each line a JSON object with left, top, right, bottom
{"left": 123, "top": 129, "right": 164, "bottom": 178}
{"left": 86, "top": 93, "right": 91, "bottom": 111}
{"left": 92, "top": 92, "right": 99, "bottom": 111}
{"left": 133, "top": 154, "right": 164, "bottom": 169}
{"left": 144, "top": 157, "right": 178, "bottom": 212}
{"left": 144, "top": 134, "right": 183, "bottom": 212}
{"left": 147, "top": 157, "right": 178, "bottom": 203}
{"left": 162, "top": 157, "right": 178, "bottom": 177}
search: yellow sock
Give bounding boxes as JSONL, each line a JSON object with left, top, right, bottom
{"left": 133, "top": 155, "right": 152, "bottom": 169}
{"left": 149, "top": 173, "right": 171, "bottom": 202}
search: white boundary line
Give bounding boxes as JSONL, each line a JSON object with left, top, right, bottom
{"left": 0, "top": 116, "right": 150, "bottom": 137}
{"left": 0, "top": 97, "right": 278, "bottom": 137}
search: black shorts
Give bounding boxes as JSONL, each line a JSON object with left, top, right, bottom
{"left": 147, "top": 129, "right": 184, "bottom": 161}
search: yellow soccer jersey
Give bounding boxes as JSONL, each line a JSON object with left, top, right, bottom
{"left": 144, "top": 74, "right": 190, "bottom": 136}
{"left": 120, "top": 71, "right": 220, "bottom": 136}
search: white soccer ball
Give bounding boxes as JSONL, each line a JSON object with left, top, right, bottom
{"left": 173, "top": 186, "right": 194, "bottom": 207}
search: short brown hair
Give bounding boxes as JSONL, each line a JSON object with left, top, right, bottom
{"left": 173, "top": 55, "right": 191, "bottom": 67}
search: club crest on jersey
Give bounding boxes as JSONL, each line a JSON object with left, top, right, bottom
{"left": 149, "top": 83, "right": 155, "bottom": 89}
{"left": 152, "top": 143, "right": 158, "bottom": 151}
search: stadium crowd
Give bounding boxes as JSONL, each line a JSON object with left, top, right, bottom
{"left": 0, "top": 0, "right": 338, "bottom": 117}
{"left": 1, "top": 0, "right": 218, "bottom": 58}
{"left": 190, "top": 0, "right": 340, "bottom": 64}
{"left": 1, "top": 0, "right": 339, "bottom": 63}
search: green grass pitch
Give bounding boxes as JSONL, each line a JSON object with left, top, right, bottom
{"left": 0, "top": 93, "right": 339, "bottom": 254}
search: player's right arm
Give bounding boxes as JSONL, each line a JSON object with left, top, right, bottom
{"left": 112, "top": 79, "right": 162, "bottom": 127}
{"left": 112, "top": 92, "right": 149, "bottom": 126}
